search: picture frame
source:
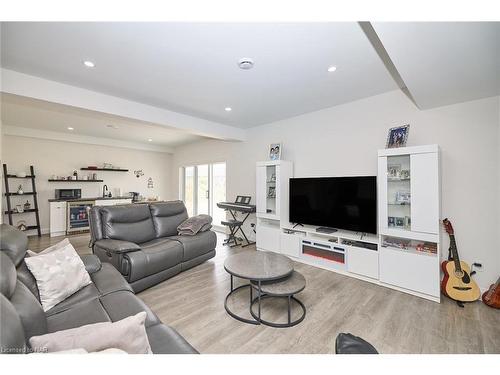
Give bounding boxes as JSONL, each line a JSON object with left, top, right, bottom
{"left": 269, "top": 143, "right": 281, "bottom": 161}
{"left": 267, "top": 186, "right": 276, "bottom": 198}
{"left": 395, "top": 191, "right": 411, "bottom": 204}
{"left": 395, "top": 217, "right": 405, "bottom": 228}
{"left": 388, "top": 217, "right": 396, "bottom": 227}
{"left": 386, "top": 124, "right": 410, "bottom": 148}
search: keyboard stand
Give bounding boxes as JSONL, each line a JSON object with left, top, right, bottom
{"left": 228, "top": 209, "right": 255, "bottom": 248}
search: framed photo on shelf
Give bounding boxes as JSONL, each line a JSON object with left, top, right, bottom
{"left": 395, "top": 217, "right": 405, "bottom": 228}
{"left": 388, "top": 217, "right": 396, "bottom": 227}
{"left": 386, "top": 124, "right": 410, "bottom": 148}
{"left": 400, "top": 169, "right": 410, "bottom": 179}
{"left": 267, "top": 186, "right": 276, "bottom": 198}
{"left": 269, "top": 143, "right": 282, "bottom": 161}
{"left": 395, "top": 191, "right": 411, "bottom": 204}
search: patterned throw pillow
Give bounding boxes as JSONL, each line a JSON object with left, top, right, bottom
{"left": 24, "top": 241, "right": 92, "bottom": 312}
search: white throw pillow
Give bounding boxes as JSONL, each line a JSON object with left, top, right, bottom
{"left": 29, "top": 312, "right": 152, "bottom": 354}
{"left": 26, "top": 238, "right": 71, "bottom": 257}
{"left": 24, "top": 241, "right": 92, "bottom": 312}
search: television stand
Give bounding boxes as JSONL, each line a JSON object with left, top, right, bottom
{"left": 316, "top": 226, "right": 338, "bottom": 234}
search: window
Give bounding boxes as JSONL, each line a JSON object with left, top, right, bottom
{"left": 180, "top": 162, "right": 226, "bottom": 227}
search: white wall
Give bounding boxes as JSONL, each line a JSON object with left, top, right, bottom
{"left": 172, "top": 90, "right": 500, "bottom": 291}
{"left": 1, "top": 135, "right": 172, "bottom": 233}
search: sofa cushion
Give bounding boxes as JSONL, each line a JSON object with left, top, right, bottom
{"left": 0, "top": 223, "right": 28, "bottom": 267}
{"left": 46, "top": 298, "right": 110, "bottom": 333}
{"left": 149, "top": 201, "right": 188, "bottom": 238}
{"left": 146, "top": 323, "right": 198, "bottom": 354}
{"left": 45, "top": 283, "right": 100, "bottom": 317}
{"left": 16, "top": 261, "right": 40, "bottom": 301}
{"left": 170, "top": 231, "right": 217, "bottom": 262}
{"left": 101, "top": 205, "right": 156, "bottom": 244}
{"left": 10, "top": 282, "right": 48, "bottom": 341}
{"left": 0, "top": 253, "right": 17, "bottom": 298}
{"left": 99, "top": 290, "right": 160, "bottom": 328}
{"left": 0, "top": 294, "right": 26, "bottom": 354}
{"left": 90, "top": 263, "right": 133, "bottom": 295}
{"left": 125, "top": 239, "right": 183, "bottom": 282}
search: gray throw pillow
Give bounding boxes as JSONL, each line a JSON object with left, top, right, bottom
{"left": 29, "top": 312, "right": 152, "bottom": 354}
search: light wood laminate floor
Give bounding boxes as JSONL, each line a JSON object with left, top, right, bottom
{"left": 28, "top": 233, "right": 500, "bottom": 354}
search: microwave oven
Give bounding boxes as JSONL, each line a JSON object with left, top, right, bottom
{"left": 55, "top": 189, "right": 82, "bottom": 200}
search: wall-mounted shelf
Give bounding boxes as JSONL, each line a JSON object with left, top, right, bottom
{"left": 5, "top": 192, "right": 36, "bottom": 196}
{"left": 48, "top": 179, "right": 104, "bottom": 182}
{"left": 80, "top": 168, "right": 129, "bottom": 172}
{"left": 6, "top": 174, "right": 35, "bottom": 179}
{"left": 4, "top": 208, "right": 38, "bottom": 215}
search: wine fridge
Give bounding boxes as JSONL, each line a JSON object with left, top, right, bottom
{"left": 67, "top": 201, "right": 94, "bottom": 233}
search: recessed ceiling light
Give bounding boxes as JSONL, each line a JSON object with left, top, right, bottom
{"left": 225, "top": 107, "right": 232, "bottom": 112}
{"left": 327, "top": 65, "right": 337, "bottom": 73}
{"left": 148, "top": 138, "right": 153, "bottom": 142}
{"left": 67, "top": 127, "right": 74, "bottom": 130}
{"left": 106, "top": 124, "right": 119, "bottom": 129}
{"left": 238, "top": 58, "right": 254, "bottom": 70}
{"left": 83, "top": 60, "right": 95, "bottom": 68}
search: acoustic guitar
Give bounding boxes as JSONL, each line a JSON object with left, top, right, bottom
{"left": 482, "top": 276, "right": 500, "bottom": 309}
{"left": 441, "top": 219, "right": 480, "bottom": 302}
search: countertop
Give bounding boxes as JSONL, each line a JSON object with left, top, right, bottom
{"left": 48, "top": 196, "right": 134, "bottom": 202}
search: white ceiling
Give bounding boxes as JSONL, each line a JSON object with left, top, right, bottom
{"left": 1, "top": 93, "right": 205, "bottom": 150}
{"left": 0, "top": 22, "right": 398, "bottom": 128}
{"left": 372, "top": 22, "right": 500, "bottom": 109}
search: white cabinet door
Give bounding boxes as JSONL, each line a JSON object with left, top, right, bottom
{"left": 49, "top": 202, "right": 67, "bottom": 236}
{"left": 377, "top": 156, "right": 388, "bottom": 233}
{"left": 347, "top": 247, "right": 379, "bottom": 280}
{"left": 280, "top": 232, "right": 302, "bottom": 258}
{"left": 411, "top": 152, "right": 439, "bottom": 234}
{"left": 255, "top": 166, "right": 267, "bottom": 214}
{"left": 380, "top": 247, "right": 440, "bottom": 297}
{"left": 94, "top": 199, "right": 115, "bottom": 206}
{"left": 256, "top": 224, "right": 280, "bottom": 252}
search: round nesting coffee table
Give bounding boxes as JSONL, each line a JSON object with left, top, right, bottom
{"left": 224, "top": 251, "right": 293, "bottom": 325}
{"left": 250, "top": 270, "right": 306, "bottom": 328}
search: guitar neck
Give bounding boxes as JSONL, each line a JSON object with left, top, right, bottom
{"left": 449, "top": 234, "right": 462, "bottom": 271}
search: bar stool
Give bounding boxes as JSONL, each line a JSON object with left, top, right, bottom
{"left": 221, "top": 219, "right": 243, "bottom": 247}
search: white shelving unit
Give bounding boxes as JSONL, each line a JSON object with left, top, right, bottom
{"left": 378, "top": 144, "right": 441, "bottom": 301}
{"left": 255, "top": 160, "right": 293, "bottom": 252}
{"left": 255, "top": 145, "right": 441, "bottom": 303}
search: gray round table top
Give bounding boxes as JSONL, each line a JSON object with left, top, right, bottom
{"left": 251, "top": 270, "right": 306, "bottom": 296}
{"left": 224, "top": 251, "right": 293, "bottom": 281}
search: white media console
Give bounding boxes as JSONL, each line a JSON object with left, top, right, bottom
{"left": 256, "top": 145, "right": 441, "bottom": 302}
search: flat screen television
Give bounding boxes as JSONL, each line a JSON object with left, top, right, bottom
{"left": 289, "top": 176, "right": 377, "bottom": 234}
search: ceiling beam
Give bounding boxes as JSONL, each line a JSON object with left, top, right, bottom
{"left": 2, "top": 125, "right": 174, "bottom": 153}
{"left": 358, "top": 22, "right": 419, "bottom": 108}
{"left": 1, "top": 69, "right": 246, "bottom": 142}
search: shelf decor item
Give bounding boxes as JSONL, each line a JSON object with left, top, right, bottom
{"left": 395, "top": 191, "right": 411, "bottom": 204}
{"left": 24, "top": 200, "right": 31, "bottom": 210}
{"left": 267, "top": 186, "right": 276, "bottom": 198}
{"left": 17, "top": 185, "right": 24, "bottom": 195}
{"left": 386, "top": 124, "right": 410, "bottom": 148}
{"left": 387, "top": 164, "right": 401, "bottom": 178}
{"left": 269, "top": 143, "right": 281, "bottom": 161}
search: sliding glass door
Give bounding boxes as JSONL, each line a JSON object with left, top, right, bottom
{"left": 181, "top": 162, "right": 226, "bottom": 227}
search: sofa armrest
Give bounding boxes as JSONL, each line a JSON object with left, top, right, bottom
{"left": 80, "top": 254, "right": 102, "bottom": 274}
{"left": 94, "top": 239, "right": 141, "bottom": 254}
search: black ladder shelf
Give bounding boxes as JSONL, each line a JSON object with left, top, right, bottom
{"left": 3, "top": 164, "right": 42, "bottom": 237}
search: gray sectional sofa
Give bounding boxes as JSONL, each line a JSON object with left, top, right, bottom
{"left": 89, "top": 201, "right": 217, "bottom": 293}
{"left": 0, "top": 224, "right": 198, "bottom": 354}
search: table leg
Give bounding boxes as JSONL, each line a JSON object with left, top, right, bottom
{"left": 250, "top": 284, "right": 253, "bottom": 304}
{"left": 230, "top": 275, "right": 233, "bottom": 292}
{"left": 258, "top": 280, "right": 262, "bottom": 322}
{"left": 288, "top": 295, "right": 291, "bottom": 325}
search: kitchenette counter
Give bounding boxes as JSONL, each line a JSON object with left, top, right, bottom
{"left": 48, "top": 196, "right": 134, "bottom": 202}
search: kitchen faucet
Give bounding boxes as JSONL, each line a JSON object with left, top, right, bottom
{"left": 102, "top": 184, "right": 109, "bottom": 198}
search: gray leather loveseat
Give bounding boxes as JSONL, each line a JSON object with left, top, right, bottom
{"left": 0, "top": 224, "right": 198, "bottom": 354}
{"left": 89, "top": 201, "right": 216, "bottom": 293}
